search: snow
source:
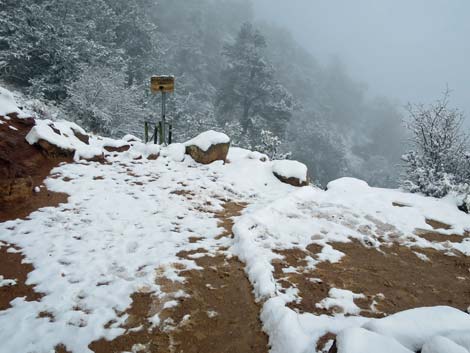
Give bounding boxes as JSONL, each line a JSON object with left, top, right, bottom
{"left": 2, "top": 111, "right": 470, "bottom": 352}
{"left": 421, "top": 336, "right": 469, "bottom": 353}
{"left": 363, "top": 306, "right": 470, "bottom": 351}
{"left": 0, "top": 86, "right": 21, "bottom": 116}
{"left": 25, "top": 119, "right": 101, "bottom": 161}
{"left": 161, "top": 143, "right": 185, "bottom": 162}
{"left": 184, "top": 130, "right": 230, "bottom": 152}
{"left": 272, "top": 159, "right": 308, "bottom": 182}
{"left": 231, "top": 176, "right": 470, "bottom": 353}
{"left": 316, "top": 288, "right": 366, "bottom": 315}
{"left": 336, "top": 327, "right": 413, "bottom": 353}
{"left": 443, "top": 331, "right": 470, "bottom": 351}
{"left": 0, "top": 275, "right": 17, "bottom": 287}
{"left": 0, "top": 135, "right": 297, "bottom": 352}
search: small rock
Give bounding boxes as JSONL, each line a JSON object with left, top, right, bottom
{"left": 147, "top": 153, "right": 159, "bottom": 160}
{"left": 103, "top": 145, "right": 130, "bottom": 153}
{"left": 72, "top": 128, "right": 90, "bottom": 145}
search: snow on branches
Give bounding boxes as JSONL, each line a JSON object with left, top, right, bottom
{"left": 401, "top": 89, "right": 470, "bottom": 205}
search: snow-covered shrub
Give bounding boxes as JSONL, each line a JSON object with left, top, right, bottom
{"left": 255, "top": 129, "right": 291, "bottom": 160}
{"left": 63, "top": 64, "right": 147, "bottom": 137}
{"left": 401, "top": 90, "right": 470, "bottom": 201}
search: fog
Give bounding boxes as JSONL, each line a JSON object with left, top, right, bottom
{"left": 253, "top": 0, "right": 470, "bottom": 124}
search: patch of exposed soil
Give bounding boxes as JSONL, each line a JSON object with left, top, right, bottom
{"left": 414, "top": 228, "right": 469, "bottom": 243}
{"left": 215, "top": 201, "right": 247, "bottom": 238}
{"left": 90, "top": 201, "right": 268, "bottom": 353}
{"left": 274, "top": 240, "right": 470, "bottom": 319}
{"left": 425, "top": 218, "right": 452, "bottom": 230}
{"left": 0, "top": 186, "right": 69, "bottom": 223}
{"left": 0, "top": 244, "right": 43, "bottom": 311}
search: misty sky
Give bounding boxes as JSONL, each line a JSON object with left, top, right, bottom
{"left": 253, "top": 0, "right": 470, "bottom": 124}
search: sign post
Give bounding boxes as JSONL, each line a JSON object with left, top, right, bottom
{"left": 150, "top": 75, "right": 175, "bottom": 145}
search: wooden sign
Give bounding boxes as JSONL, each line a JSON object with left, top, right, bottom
{"left": 151, "top": 75, "right": 175, "bottom": 93}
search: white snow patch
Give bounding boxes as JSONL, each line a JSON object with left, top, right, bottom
{"left": 206, "top": 310, "right": 218, "bottom": 318}
{"left": 316, "top": 288, "right": 366, "bottom": 315}
{"left": 163, "top": 300, "right": 178, "bottom": 309}
{"left": 0, "top": 87, "right": 21, "bottom": 116}
{"left": 162, "top": 143, "right": 185, "bottom": 162}
{"left": 0, "top": 275, "right": 17, "bottom": 287}
{"left": 413, "top": 251, "right": 430, "bottom": 262}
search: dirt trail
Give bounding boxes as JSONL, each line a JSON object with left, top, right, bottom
{"left": 90, "top": 201, "right": 268, "bottom": 353}
{"left": 273, "top": 230, "right": 470, "bottom": 352}
{"left": 0, "top": 244, "right": 43, "bottom": 310}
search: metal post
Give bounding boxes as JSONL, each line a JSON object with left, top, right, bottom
{"left": 168, "top": 123, "right": 173, "bottom": 144}
{"left": 154, "top": 124, "right": 158, "bottom": 144}
{"left": 158, "top": 121, "right": 163, "bottom": 145}
{"left": 144, "top": 121, "right": 149, "bottom": 143}
{"left": 161, "top": 91, "right": 167, "bottom": 145}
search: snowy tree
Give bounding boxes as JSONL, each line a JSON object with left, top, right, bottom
{"left": 64, "top": 64, "right": 147, "bottom": 137}
{"left": 0, "top": 0, "right": 118, "bottom": 100}
{"left": 215, "top": 23, "right": 294, "bottom": 147}
{"left": 255, "top": 130, "right": 291, "bottom": 160}
{"left": 401, "top": 90, "right": 470, "bottom": 198}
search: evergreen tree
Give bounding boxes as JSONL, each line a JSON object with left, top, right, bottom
{"left": 0, "top": 0, "right": 118, "bottom": 100}
{"left": 215, "top": 23, "right": 294, "bottom": 147}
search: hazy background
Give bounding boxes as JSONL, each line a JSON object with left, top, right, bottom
{"left": 253, "top": 0, "right": 470, "bottom": 124}
{"left": 3, "top": 0, "right": 467, "bottom": 187}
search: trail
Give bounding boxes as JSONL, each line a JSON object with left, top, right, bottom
{"left": 0, "top": 145, "right": 283, "bottom": 353}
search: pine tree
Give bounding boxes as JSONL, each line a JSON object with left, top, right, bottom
{"left": 215, "top": 23, "right": 294, "bottom": 147}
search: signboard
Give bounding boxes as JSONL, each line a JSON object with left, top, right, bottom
{"left": 151, "top": 75, "right": 175, "bottom": 93}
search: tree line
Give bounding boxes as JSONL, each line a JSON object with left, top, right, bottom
{"left": 3, "top": 0, "right": 467, "bottom": 204}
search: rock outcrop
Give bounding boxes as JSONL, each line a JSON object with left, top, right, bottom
{"left": 185, "top": 131, "right": 230, "bottom": 164}
{"left": 0, "top": 114, "right": 70, "bottom": 209}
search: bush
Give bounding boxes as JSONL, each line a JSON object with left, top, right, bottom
{"left": 401, "top": 90, "right": 470, "bottom": 200}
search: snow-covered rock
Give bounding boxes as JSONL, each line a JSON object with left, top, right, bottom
{"left": 0, "top": 87, "right": 21, "bottom": 116}
{"left": 336, "top": 327, "right": 413, "bottom": 353}
{"left": 184, "top": 130, "right": 230, "bottom": 152}
{"left": 363, "top": 306, "right": 470, "bottom": 352}
{"left": 421, "top": 336, "right": 469, "bottom": 353}
{"left": 162, "top": 143, "right": 186, "bottom": 162}
{"left": 185, "top": 130, "right": 230, "bottom": 164}
{"left": 443, "top": 331, "right": 470, "bottom": 351}
{"left": 272, "top": 159, "right": 308, "bottom": 186}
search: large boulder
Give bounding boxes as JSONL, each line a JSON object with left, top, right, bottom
{"left": 272, "top": 160, "right": 309, "bottom": 187}
{"left": 185, "top": 130, "right": 230, "bottom": 164}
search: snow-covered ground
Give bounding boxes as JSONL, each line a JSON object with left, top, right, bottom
{"left": 1, "top": 88, "right": 470, "bottom": 352}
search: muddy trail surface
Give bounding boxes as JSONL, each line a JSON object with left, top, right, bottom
{"left": 272, "top": 221, "right": 470, "bottom": 352}
{"left": 90, "top": 201, "right": 268, "bottom": 353}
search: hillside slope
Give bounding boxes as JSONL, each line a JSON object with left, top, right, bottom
{"left": 0, "top": 88, "right": 470, "bottom": 353}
